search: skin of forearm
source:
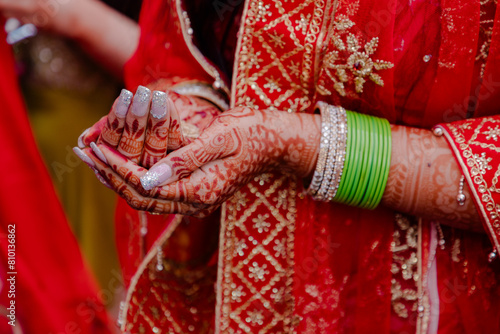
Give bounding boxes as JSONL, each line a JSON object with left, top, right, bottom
{"left": 300, "top": 115, "right": 481, "bottom": 230}
{"left": 279, "top": 112, "right": 322, "bottom": 177}
{"left": 64, "top": 0, "right": 139, "bottom": 77}
{"left": 382, "top": 124, "right": 482, "bottom": 231}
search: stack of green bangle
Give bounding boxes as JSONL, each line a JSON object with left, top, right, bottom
{"left": 334, "top": 110, "right": 391, "bottom": 209}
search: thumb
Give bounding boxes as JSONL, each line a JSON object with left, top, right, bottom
{"left": 140, "top": 128, "right": 240, "bottom": 190}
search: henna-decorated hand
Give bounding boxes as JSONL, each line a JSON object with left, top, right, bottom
{"left": 78, "top": 85, "right": 221, "bottom": 169}
{"left": 80, "top": 107, "right": 321, "bottom": 217}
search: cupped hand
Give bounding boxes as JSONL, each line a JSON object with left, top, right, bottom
{"left": 80, "top": 107, "right": 321, "bottom": 217}
{"left": 78, "top": 85, "right": 221, "bottom": 168}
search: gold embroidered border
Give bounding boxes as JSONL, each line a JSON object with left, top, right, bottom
{"left": 391, "top": 214, "right": 419, "bottom": 320}
{"left": 216, "top": 175, "right": 298, "bottom": 333}
{"left": 119, "top": 214, "right": 184, "bottom": 332}
{"left": 231, "top": 0, "right": 329, "bottom": 112}
{"left": 437, "top": 122, "right": 500, "bottom": 252}
{"left": 416, "top": 219, "right": 431, "bottom": 334}
{"left": 176, "top": 0, "right": 230, "bottom": 95}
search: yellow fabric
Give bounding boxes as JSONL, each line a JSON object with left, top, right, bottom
{"left": 24, "top": 83, "right": 122, "bottom": 305}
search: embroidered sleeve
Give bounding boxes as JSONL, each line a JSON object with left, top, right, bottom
{"left": 436, "top": 116, "right": 500, "bottom": 252}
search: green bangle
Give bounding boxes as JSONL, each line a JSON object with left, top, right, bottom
{"left": 367, "top": 117, "right": 392, "bottom": 209}
{"left": 329, "top": 109, "right": 392, "bottom": 210}
{"left": 357, "top": 114, "right": 379, "bottom": 208}
{"left": 359, "top": 116, "right": 382, "bottom": 208}
{"left": 348, "top": 113, "right": 371, "bottom": 206}
{"left": 377, "top": 118, "right": 392, "bottom": 207}
{"left": 338, "top": 111, "right": 360, "bottom": 203}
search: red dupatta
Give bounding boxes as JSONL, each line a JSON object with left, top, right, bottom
{"left": 0, "top": 27, "right": 112, "bottom": 333}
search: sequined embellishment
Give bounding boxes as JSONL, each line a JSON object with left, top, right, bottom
{"left": 318, "top": 16, "right": 394, "bottom": 97}
{"left": 391, "top": 214, "right": 419, "bottom": 320}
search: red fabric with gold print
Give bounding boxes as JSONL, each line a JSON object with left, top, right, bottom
{"left": 437, "top": 118, "right": 500, "bottom": 253}
{"left": 118, "top": 0, "right": 500, "bottom": 333}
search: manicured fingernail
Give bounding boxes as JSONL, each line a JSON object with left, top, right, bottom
{"left": 94, "top": 170, "right": 113, "bottom": 189}
{"left": 131, "top": 85, "right": 151, "bottom": 116}
{"left": 140, "top": 163, "right": 172, "bottom": 190}
{"left": 73, "top": 147, "right": 96, "bottom": 168}
{"left": 151, "top": 91, "right": 167, "bottom": 119}
{"left": 78, "top": 128, "right": 90, "bottom": 148}
{"left": 90, "top": 142, "right": 108, "bottom": 164}
{"left": 115, "top": 89, "right": 133, "bottom": 117}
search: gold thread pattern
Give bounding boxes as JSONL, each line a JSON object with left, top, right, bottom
{"left": 437, "top": 117, "right": 500, "bottom": 252}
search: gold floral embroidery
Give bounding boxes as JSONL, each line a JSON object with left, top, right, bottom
{"left": 252, "top": 213, "right": 271, "bottom": 233}
{"left": 263, "top": 76, "right": 283, "bottom": 93}
{"left": 295, "top": 13, "right": 311, "bottom": 34}
{"left": 318, "top": 16, "right": 393, "bottom": 97}
{"left": 267, "top": 31, "right": 286, "bottom": 48}
{"left": 473, "top": 152, "right": 493, "bottom": 175}
{"left": 232, "top": 191, "right": 250, "bottom": 211}
{"left": 255, "top": 0, "right": 272, "bottom": 22}
{"left": 391, "top": 214, "right": 419, "bottom": 319}
{"left": 483, "top": 125, "right": 500, "bottom": 141}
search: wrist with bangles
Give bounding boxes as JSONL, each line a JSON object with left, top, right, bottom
{"left": 307, "top": 102, "right": 392, "bottom": 209}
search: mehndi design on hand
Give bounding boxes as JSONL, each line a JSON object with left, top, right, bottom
{"left": 117, "top": 85, "right": 151, "bottom": 162}
{"left": 83, "top": 107, "right": 321, "bottom": 217}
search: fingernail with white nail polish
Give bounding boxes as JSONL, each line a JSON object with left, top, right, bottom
{"left": 73, "top": 147, "right": 96, "bottom": 168}
{"left": 131, "top": 86, "right": 151, "bottom": 117}
{"left": 94, "top": 170, "right": 113, "bottom": 189}
{"left": 140, "top": 163, "right": 172, "bottom": 190}
{"left": 115, "top": 89, "right": 133, "bottom": 117}
{"left": 151, "top": 91, "right": 167, "bottom": 119}
{"left": 90, "top": 142, "right": 108, "bottom": 164}
{"left": 78, "top": 128, "right": 90, "bottom": 148}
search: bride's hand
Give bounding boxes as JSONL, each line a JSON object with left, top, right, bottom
{"left": 79, "top": 107, "right": 321, "bottom": 217}
{"left": 78, "top": 85, "right": 221, "bottom": 168}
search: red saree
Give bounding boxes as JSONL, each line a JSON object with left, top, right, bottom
{"left": 0, "top": 27, "right": 112, "bottom": 333}
{"left": 118, "top": 0, "right": 500, "bottom": 332}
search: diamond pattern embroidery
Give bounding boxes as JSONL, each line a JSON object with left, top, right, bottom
{"left": 226, "top": 0, "right": 330, "bottom": 331}
{"left": 219, "top": 174, "right": 297, "bottom": 333}
{"left": 233, "top": 0, "right": 323, "bottom": 113}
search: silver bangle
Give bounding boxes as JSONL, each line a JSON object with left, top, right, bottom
{"left": 308, "top": 103, "right": 348, "bottom": 202}
{"left": 171, "top": 82, "right": 229, "bottom": 111}
{"left": 326, "top": 106, "right": 347, "bottom": 201}
{"left": 316, "top": 105, "right": 338, "bottom": 200}
{"left": 308, "top": 102, "right": 333, "bottom": 197}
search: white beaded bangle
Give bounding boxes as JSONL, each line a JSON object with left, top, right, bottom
{"left": 326, "top": 106, "right": 347, "bottom": 201}
{"left": 307, "top": 102, "right": 334, "bottom": 197}
{"left": 308, "top": 103, "right": 348, "bottom": 201}
{"left": 171, "top": 82, "right": 229, "bottom": 111}
{"left": 316, "top": 105, "right": 339, "bottom": 200}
